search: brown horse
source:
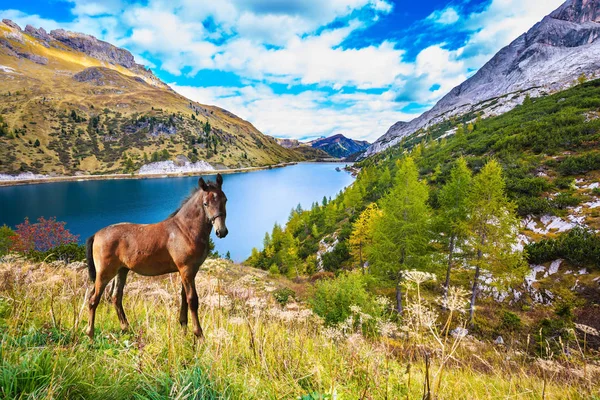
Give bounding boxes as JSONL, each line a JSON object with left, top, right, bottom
{"left": 85, "top": 174, "right": 228, "bottom": 339}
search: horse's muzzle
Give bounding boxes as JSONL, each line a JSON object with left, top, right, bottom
{"left": 216, "top": 227, "right": 228, "bottom": 238}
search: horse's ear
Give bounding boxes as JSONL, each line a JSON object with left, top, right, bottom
{"left": 216, "top": 173, "right": 223, "bottom": 188}
{"left": 198, "top": 177, "right": 208, "bottom": 191}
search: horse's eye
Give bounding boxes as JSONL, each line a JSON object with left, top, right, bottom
{"left": 203, "top": 202, "right": 208, "bottom": 206}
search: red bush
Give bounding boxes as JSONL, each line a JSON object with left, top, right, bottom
{"left": 11, "top": 217, "right": 79, "bottom": 253}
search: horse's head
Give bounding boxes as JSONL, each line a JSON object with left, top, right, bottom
{"left": 198, "top": 174, "right": 228, "bottom": 238}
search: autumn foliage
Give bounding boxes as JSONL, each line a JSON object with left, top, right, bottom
{"left": 10, "top": 217, "right": 79, "bottom": 253}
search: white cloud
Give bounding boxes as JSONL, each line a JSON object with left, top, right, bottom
{"left": 427, "top": 7, "right": 460, "bottom": 25}
{"left": 172, "top": 83, "right": 418, "bottom": 142}
{"left": 1, "top": 0, "right": 568, "bottom": 142}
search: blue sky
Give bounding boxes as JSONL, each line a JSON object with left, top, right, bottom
{"left": 1, "top": 0, "right": 564, "bottom": 141}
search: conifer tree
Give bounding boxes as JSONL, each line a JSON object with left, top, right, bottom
{"left": 437, "top": 157, "right": 472, "bottom": 301}
{"left": 368, "top": 156, "right": 431, "bottom": 313}
{"left": 349, "top": 203, "right": 381, "bottom": 273}
{"left": 466, "top": 159, "right": 524, "bottom": 325}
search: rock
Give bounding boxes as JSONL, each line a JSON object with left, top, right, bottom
{"left": 2, "top": 19, "right": 21, "bottom": 31}
{"left": 50, "top": 29, "right": 137, "bottom": 69}
{"left": 451, "top": 327, "right": 469, "bottom": 338}
{"left": 364, "top": 0, "right": 600, "bottom": 158}
{"left": 24, "top": 25, "right": 52, "bottom": 47}
{"left": 494, "top": 336, "right": 505, "bottom": 345}
{"left": 174, "top": 155, "right": 189, "bottom": 167}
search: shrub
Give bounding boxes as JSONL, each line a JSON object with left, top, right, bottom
{"left": 558, "top": 152, "right": 600, "bottom": 175}
{"left": 516, "top": 197, "right": 553, "bottom": 216}
{"left": 11, "top": 217, "right": 79, "bottom": 253}
{"left": 551, "top": 192, "right": 582, "bottom": 210}
{"left": 554, "top": 177, "right": 574, "bottom": 190}
{"left": 0, "top": 225, "right": 16, "bottom": 255}
{"left": 26, "top": 243, "right": 86, "bottom": 263}
{"left": 526, "top": 227, "right": 600, "bottom": 268}
{"left": 273, "top": 288, "right": 295, "bottom": 306}
{"left": 499, "top": 311, "right": 522, "bottom": 333}
{"left": 321, "top": 241, "right": 350, "bottom": 272}
{"left": 309, "top": 271, "right": 379, "bottom": 326}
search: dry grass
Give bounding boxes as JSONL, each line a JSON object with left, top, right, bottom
{"left": 1, "top": 257, "right": 598, "bottom": 399}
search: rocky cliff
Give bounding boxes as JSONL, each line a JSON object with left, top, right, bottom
{"left": 365, "top": 0, "right": 600, "bottom": 157}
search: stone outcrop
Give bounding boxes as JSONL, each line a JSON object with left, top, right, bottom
{"left": 365, "top": 0, "right": 600, "bottom": 157}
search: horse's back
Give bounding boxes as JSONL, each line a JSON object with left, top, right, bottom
{"left": 93, "top": 222, "right": 177, "bottom": 276}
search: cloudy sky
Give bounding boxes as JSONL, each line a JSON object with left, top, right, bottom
{"left": 3, "top": 0, "right": 564, "bottom": 142}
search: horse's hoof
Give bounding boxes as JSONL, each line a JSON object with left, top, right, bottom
{"left": 120, "top": 324, "right": 130, "bottom": 332}
{"left": 86, "top": 328, "right": 94, "bottom": 339}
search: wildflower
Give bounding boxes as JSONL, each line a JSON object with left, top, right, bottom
{"left": 200, "top": 294, "right": 231, "bottom": 308}
{"left": 403, "top": 270, "right": 436, "bottom": 284}
{"left": 208, "top": 327, "right": 232, "bottom": 344}
{"left": 439, "top": 286, "right": 470, "bottom": 312}
{"left": 375, "top": 296, "right": 391, "bottom": 308}
{"left": 246, "top": 297, "right": 267, "bottom": 310}
{"left": 349, "top": 305, "right": 362, "bottom": 314}
{"left": 322, "top": 327, "right": 344, "bottom": 341}
{"left": 575, "top": 323, "right": 599, "bottom": 337}
{"left": 377, "top": 321, "right": 398, "bottom": 338}
{"left": 228, "top": 316, "right": 246, "bottom": 326}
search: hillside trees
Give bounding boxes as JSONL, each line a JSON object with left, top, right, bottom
{"left": 368, "top": 157, "right": 432, "bottom": 313}
{"left": 437, "top": 157, "right": 472, "bottom": 300}
{"left": 349, "top": 203, "right": 380, "bottom": 273}
{"left": 466, "top": 160, "right": 525, "bottom": 325}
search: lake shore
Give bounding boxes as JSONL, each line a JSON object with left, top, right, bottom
{"left": 0, "top": 162, "right": 301, "bottom": 187}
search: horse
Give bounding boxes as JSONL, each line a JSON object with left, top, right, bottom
{"left": 85, "top": 173, "right": 228, "bottom": 339}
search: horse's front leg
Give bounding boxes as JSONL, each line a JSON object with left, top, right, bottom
{"left": 180, "top": 270, "right": 203, "bottom": 338}
{"left": 179, "top": 283, "right": 188, "bottom": 331}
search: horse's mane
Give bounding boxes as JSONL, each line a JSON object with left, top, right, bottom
{"left": 168, "top": 181, "right": 220, "bottom": 218}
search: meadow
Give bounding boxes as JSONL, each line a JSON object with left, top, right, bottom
{"left": 1, "top": 256, "right": 597, "bottom": 399}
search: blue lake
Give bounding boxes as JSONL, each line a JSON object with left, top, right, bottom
{"left": 0, "top": 163, "right": 354, "bottom": 261}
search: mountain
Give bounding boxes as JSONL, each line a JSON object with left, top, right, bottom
{"left": 308, "top": 134, "right": 370, "bottom": 158}
{"left": 0, "top": 20, "right": 305, "bottom": 175}
{"left": 365, "top": 0, "right": 600, "bottom": 157}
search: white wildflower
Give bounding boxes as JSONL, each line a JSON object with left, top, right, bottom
{"left": 377, "top": 321, "right": 398, "bottom": 338}
{"left": 439, "top": 286, "right": 470, "bottom": 312}
{"left": 349, "top": 305, "right": 362, "bottom": 314}
{"left": 200, "top": 294, "right": 231, "bottom": 308}
{"left": 375, "top": 296, "right": 391, "bottom": 308}
{"left": 403, "top": 270, "right": 437, "bottom": 284}
{"left": 322, "top": 327, "right": 344, "bottom": 341}
{"left": 228, "top": 316, "right": 246, "bottom": 326}
{"left": 208, "top": 327, "right": 232, "bottom": 344}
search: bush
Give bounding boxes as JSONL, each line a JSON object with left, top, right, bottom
{"left": 0, "top": 225, "right": 16, "bottom": 255}
{"left": 26, "top": 243, "right": 86, "bottom": 263}
{"left": 11, "top": 217, "right": 79, "bottom": 253}
{"left": 516, "top": 197, "right": 553, "bottom": 216}
{"left": 309, "top": 271, "right": 379, "bottom": 326}
{"left": 559, "top": 152, "right": 600, "bottom": 175}
{"left": 499, "top": 311, "right": 522, "bottom": 333}
{"left": 526, "top": 227, "right": 600, "bottom": 268}
{"left": 321, "top": 241, "right": 350, "bottom": 272}
{"left": 554, "top": 177, "right": 574, "bottom": 190}
{"left": 551, "top": 192, "right": 582, "bottom": 210}
{"left": 273, "top": 288, "right": 295, "bottom": 306}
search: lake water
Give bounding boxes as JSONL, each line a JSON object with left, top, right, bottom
{"left": 0, "top": 163, "right": 354, "bottom": 261}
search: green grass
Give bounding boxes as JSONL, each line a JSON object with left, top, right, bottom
{"left": 0, "top": 257, "right": 598, "bottom": 399}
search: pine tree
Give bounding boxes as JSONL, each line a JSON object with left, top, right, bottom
{"left": 349, "top": 203, "right": 381, "bottom": 274}
{"left": 368, "top": 156, "right": 431, "bottom": 313}
{"left": 466, "top": 159, "right": 524, "bottom": 325}
{"left": 437, "top": 157, "right": 472, "bottom": 301}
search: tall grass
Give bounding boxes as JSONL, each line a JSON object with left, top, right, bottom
{"left": 0, "top": 256, "right": 597, "bottom": 399}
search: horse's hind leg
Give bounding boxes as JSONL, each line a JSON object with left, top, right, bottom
{"left": 113, "top": 268, "right": 130, "bottom": 331}
{"left": 87, "top": 265, "right": 118, "bottom": 339}
{"left": 179, "top": 283, "right": 188, "bottom": 330}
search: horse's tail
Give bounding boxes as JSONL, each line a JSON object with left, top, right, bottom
{"left": 86, "top": 235, "right": 96, "bottom": 282}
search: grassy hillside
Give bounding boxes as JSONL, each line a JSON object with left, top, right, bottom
{"left": 246, "top": 78, "right": 600, "bottom": 365}
{"left": 0, "top": 22, "right": 305, "bottom": 175}
{"left": 1, "top": 257, "right": 596, "bottom": 399}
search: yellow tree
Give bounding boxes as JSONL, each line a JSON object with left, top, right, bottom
{"left": 349, "top": 203, "right": 381, "bottom": 273}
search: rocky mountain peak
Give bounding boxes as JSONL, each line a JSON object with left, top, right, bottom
{"left": 49, "top": 29, "right": 137, "bottom": 69}
{"left": 363, "top": 0, "right": 600, "bottom": 158}
{"left": 551, "top": 0, "right": 600, "bottom": 23}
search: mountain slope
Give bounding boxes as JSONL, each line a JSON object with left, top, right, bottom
{"left": 308, "top": 134, "right": 370, "bottom": 158}
{"left": 365, "top": 0, "right": 600, "bottom": 157}
{"left": 0, "top": 20, "right": 304, "bottom": 175}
